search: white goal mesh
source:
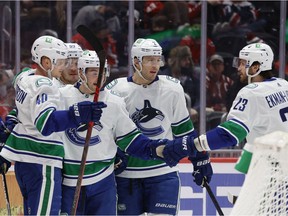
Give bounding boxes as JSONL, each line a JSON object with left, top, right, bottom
{"left": 230, "top": 131, "right": 288, "bottom": 216}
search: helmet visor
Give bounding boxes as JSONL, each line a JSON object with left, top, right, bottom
{"left": 142, "top": 56, "right": 163, "bottom": 67}
{"left": 55, "top": 59, "right": 69, "bottom": 69}
{"left": 233, "top": 57, "right": 249, "bottom": 69}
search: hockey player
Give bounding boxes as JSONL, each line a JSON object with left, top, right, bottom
{"left": 59, "top": 49, "right": 209, "bottom": 215}
{"left": 53, "top": 42, "right": 83, "bottom": 87}
{"left": 0, "top": 36, "right": 106, "bottom": 215}
{"left": 185, "top": 43, "right": 288, "bottom": 167}
{"left": 105, "top": 38, "right": 213, "bottom": 215}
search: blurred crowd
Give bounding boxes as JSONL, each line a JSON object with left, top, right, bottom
{"left": 0, "top": 0, "right": 283, "bottom": 143}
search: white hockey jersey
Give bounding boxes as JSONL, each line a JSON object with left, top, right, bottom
{"left": 1, "top": 69, "right": 64, "bottom": 168}
{"left": 105, "top": 75, "right": 195, "bottom": 178}
{"left": 205, "top": 77, "right": 288, "bottom": 151}
{"left": 59, "top": 85, "right": 147, "bottom": 186}
{"left": 52, "top": 78, "right": 66, "bottom": 88}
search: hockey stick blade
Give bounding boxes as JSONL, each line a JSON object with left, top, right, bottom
{"left": 2, "top": 172, "right": 11, "bottom": 216}
{"left": 71, "top": 25, "right": 107, "bottom": 216}
{"left": 203, "top": 179, "right": 224, "bottom": 216}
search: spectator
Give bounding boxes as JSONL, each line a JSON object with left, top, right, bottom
{"left": 212, "top": 0, "right": 266, "bottom": 35}
{"left": 206, "top": 54, "right": 234, "bottom": 112}
{"left": 159, "top": 45, "right": 200, "bottom": 121}
{"left": 72, "top": 5, "right": 118, "bottom": 69}
{"left": 179, "top": 24, "right": 216, "bottom": 66}
{"left": 0, "top": 69, "right": 14, "bottom": 119}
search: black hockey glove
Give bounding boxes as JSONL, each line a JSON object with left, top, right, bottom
{"left": 69, "top": 101, "right": 107, "bottom": 125}
{"left": 114, "top": 148, "right": 128, "bottom": 175}
{"left": 190, "top": 152, "right": 213, "bottom": 187}
{"left": 0, "top": 117, "right": 17, "bottom": 145}
{"left": 0, "top": 156, "right": 11, "bottom": 174}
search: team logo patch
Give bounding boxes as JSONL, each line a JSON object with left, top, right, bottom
{"left": 105, "top": 80, "right": 118, "bottom": 90}
{"left": 166, "top": 75, "right": 179, "bottom": 83}
{"left": 117, "top": 204, "right": 126, "bottom": 211}
{"left": 131, "top": 100, "right": 165, "bottom": 137}
{"left": 35, "top": 78, "right": 53, "bottom": 87}
{"left": 65, "top": 122, "right": 103, "bottom": 146}
{"left": 245, "top": 83, "right": 258, "bottom": 89}
{"left": 110, "top": 90, "right": 121, "bottom": 97}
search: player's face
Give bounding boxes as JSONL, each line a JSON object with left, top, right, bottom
{"left": 237, "top": 59, "right": 248, "bottom": 83}
{"left": 60, "top": 58, "right": 79, "bottom": 84}
{"left": 52, "top": 59, "right": 69, "bottom": 79}
{"left": 140, "top": 56, "right": 162, "bottom": 81}
{"left": 85, "top": 67, "right": 105, "bottom": 91}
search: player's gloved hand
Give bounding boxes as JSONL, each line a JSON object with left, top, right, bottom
{"left": 0, "top": 118, "right": 17, "bottom": 145}
{"left": 190, "top": 152, "right": 213, "bottom": 187}
{"left": 114, "top": 148, "right": 128, "bottom": 175}
{"left": 162, "top": 135, "right": 198, "bottom": 167}
{"left": 0, "top": 156, "right": 11, "bottom": 174}
{"left": 69, "top": 101, "right": 107, "bottom": 125}
{"left": 149, "top": 139, "right": 168, "bottom": 160}
{"left": 150, "top": 136, "right": 198, "bottom": 167}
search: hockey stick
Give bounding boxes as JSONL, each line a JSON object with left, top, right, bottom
{"left": 71, "top": 25, "right": 107, "bottom": 216}
{"left": 203, "top": 179, "right": 224, "bottom": 216}
{"left": 2, "top": 172, "right": 11, "bottom": 216}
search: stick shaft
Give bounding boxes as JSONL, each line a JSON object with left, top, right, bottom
{"left": 71, "top": 25, "right": 106, "bottom": 215}
{"left": 204, "top": 180, "right": 224, "bottom": 216}
{"left": 2, "top": 172, "right": 11, "bottom": 216}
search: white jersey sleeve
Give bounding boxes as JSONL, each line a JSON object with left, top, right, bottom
{"left": 1, "top": 74, "right": 64, "bottom": 168}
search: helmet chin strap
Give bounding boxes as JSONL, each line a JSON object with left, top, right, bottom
{"left": 133, "top": 62, "right": 149, "bottom": 82}
{"left": 39, "top": 63, "right": 54, "bottom": 79}
{"left": 79, "top": 72, "right": 94, "bottom": 94}
{"left": 246, "top": 67, "right": 261, "bottom": 84}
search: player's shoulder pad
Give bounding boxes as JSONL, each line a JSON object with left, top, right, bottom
{"left": 34, "top": 77, "right": 53, "bottom": 88}
{"left": 105, "top": 77, "right": 128, "bottom": 90}
{"left": 244, "top": 83, "right": 259, "bottom": 90}
{"left": 104, "top": 89, "right": 125, "bottom": 105}
{"left": 13, "top": 68, "right": 35, "bottom": 88}
{"left": 162, "top": 75, "right": 180, "bottom": 84}
{"left": 109, "top": 89, "right": 122, "bottom": 97}
{"left": 105, "top": 79, "right": 118, "bottom": 90}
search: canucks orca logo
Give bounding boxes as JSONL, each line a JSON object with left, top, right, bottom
{"left": 65, "top": 121, "right": 103, "bottom": 146}
{"left": 131, "top": 100, "right": 165, "bottom": 137}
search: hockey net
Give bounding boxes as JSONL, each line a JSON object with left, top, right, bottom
{"left": 230, "top": 131, "right": 288, "bottom": 216}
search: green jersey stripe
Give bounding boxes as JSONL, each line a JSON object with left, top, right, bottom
{"left": 172, "top": 119, "right": 193, "bottom": 136}
{"left": 6, "top": 134, "right": 64, "bottom": 158}
{"left": 220, "top": 120, "right": 248, "bottom": 143}
{"left": 63, "top": 159, "right": 114, "bottom": 176}
{"left": 40, "top": 165, "right": 52, "bottom": 215}
{"left": 116, "top": 130, "right": 142, "bottom": 150}
{"left": 36, "top": 108, "right": 54, "bottom": 132}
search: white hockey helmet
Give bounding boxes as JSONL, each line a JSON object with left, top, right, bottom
{"left": 131, "top": 38, "right": 163, "bottom": 64}
{"left": 65, "top": 43, "right": 83, "bottom": 58}
{"left": 31, "top": 36, "right": 68, "bottom": 66}
{"left": 238, "top": 43, "right": 274, "bottom": 76}
{"left": 78, "top": 50, "right": 109, "bottom": 77}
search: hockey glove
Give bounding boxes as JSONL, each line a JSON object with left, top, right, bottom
{"left": 69, "top": 101, "right": 107, "bottom": 125}
{"left": 0, "top": 117, "right": 17, "bottom": 145}
{"left": 114, "top": 148, "right": 128, "bottom": 175}
{"left": 190, "top": 152, "right": 213, "bottom": 187}
{"left": 162, "top": 135, "right": 198, "bottom": 167}
{"left": 0, "top": 156, "right": 11, "bottom": 174}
